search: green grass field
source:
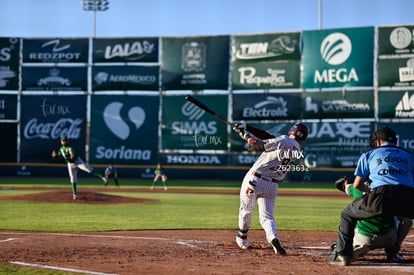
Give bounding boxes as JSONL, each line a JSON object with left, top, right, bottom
{"left": 0, "top": 177, "right": 347, "bottom": 231}
{"left": 0, "top": 177, "right": 347, "bottom": 274}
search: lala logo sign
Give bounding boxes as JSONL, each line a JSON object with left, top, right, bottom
{"left": 103, "top": 102, "right": 145, "bottom": 140}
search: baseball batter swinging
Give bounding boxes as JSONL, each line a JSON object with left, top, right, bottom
{"left": 233, "top": 122, "right": 309, "bottom": 255}
{"left": 51, "top": 136, "right": 107, "bottom": 200}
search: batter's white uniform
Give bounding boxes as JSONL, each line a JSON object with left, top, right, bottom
{"left": 238, "top": 135, "right": 301, "bottom": 244}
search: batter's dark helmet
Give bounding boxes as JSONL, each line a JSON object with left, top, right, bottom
{"left": 288, "top": 123, "right": 308, "bottom": 142}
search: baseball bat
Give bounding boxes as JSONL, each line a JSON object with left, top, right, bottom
{"left": 184, "top": 95, "right": 235, "bottom": 127}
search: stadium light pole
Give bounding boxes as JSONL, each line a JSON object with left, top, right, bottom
{"left": 318, "top": 0, "right": 323, "bottom": 29}
{"left": 81, "top": 0, "right": 110, "bottom": 37}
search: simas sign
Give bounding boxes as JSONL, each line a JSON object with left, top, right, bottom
{"left": 162, "top": 95, "right": 228, "bottom": 150}
{"left": 93, "top": 38, "right": 159, "bottom": 62}
{"left": 23, "top": 38, "right": 89, "bottom": 63}
{"left": 302, "top": 27, "right": 374, "bottom": 88}
{"left": 20, "top": 95, "right": 87, "bottom": 162}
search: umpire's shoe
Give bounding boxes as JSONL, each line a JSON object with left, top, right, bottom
{"left": 329, "top": 251, "right": 351, "bottom": 266}
{"left": 271, "top": 238, "right": 286, "bottom": 255}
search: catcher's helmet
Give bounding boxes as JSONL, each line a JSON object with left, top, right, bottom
{"left": 288, "top": 123, "right": 308, "bottom": 142}
{"left": 369, "top": 126, "right": 397, "bottom": 147}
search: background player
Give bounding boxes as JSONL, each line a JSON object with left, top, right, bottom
{"left": 51, "top": 136, "right": 107, "bottom": 200}
{"left": 233, "top": 122, "right": 308, "bottom": 255}
{"left": 104, "top": 164, "right": 120, "bottom": 187}
{"left": 151, "top": 163, "right": 168, "bottom": 191}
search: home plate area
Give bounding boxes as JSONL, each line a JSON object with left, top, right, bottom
{"left": 1, "top": 230, "right": 414, "bottom": 274}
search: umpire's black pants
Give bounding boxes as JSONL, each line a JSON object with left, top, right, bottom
{"left": 335, "top": 184, "right": 414, "bottom": 257}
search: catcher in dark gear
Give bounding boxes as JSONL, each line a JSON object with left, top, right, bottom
{"left": 333, "top": 176, "right": 411, "bottom": 262}
{"left": 330, "top": 126, "right": 414, "bottom": 266}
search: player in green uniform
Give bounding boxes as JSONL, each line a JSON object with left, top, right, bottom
{"left": 51, "top": 136, "right": 107, "bottom": 200}
{"left": 334, "top": 179, "right": 412, "bottom": 262}
{"left": 151, "top": 163, "right": 168, "bottom": 191}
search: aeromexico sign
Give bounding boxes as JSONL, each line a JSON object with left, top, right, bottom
{"left": 302, "top": 27, "right": 374, "bottom": 88}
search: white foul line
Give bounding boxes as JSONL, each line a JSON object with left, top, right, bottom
{"left": 0, "top": 238, "right": 17, "bottom": 243}
{"left": 10, "top": 261, "right": 120, "bottom": 275}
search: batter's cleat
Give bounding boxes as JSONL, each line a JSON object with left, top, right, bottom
{"left": 271, "top": 238, "right": 286, "bottom": 255}
{"left": 72, "top": 194, "right": 77, "bottom": 200}
{"left": 329, "top": 251, "right": 351, "bottom": 266}
{"left": 236, "top": 236, "right": 250, "bottom": 249}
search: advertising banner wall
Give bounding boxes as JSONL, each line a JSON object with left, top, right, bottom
{"left": 23, "top": 38, "right": 89, "bottom": 63}
{"left": 378, "top": 57, "right": 414, "bottom": 87}
{"left": 302, "top": 27, "right": 374, "bottom": 88}
{"left": 303, "top": 121, "right": 374, "bottom": 168}
{"left": 0, "top": 38, "right": 19, "bottom": 90}
{"left": 92, "top": 65, "right": 159, "bottom": 91}
{"left": 232, "top": 93, "right": 302, "bottom": 120}
{"left": 378, "top": 122, "right": 414, "bottom": 151}
{"left": 159, "top": 153, "right": 228, "bottom": 166}
{"left": 161, "top": 36, "right": 230, "bottom": 90}
{"left": 378, "top": 25, "right": 414, "bottom": 55}
{"left": 93, "top": 37, "right": 159, "bottom": 63}
{"left": 232, "top": 60, "right": 300, "bottom": 89}
{"left": 89, "top": 95, "right": 159, "bottom": 165}
{"left": 0, "top": 94, "right": 17, "bottom": 120}
{"left": 0, "top": 123, "right": 17, "bottom": 162}
{"left": 229, "top": 122, "right": 295, "bottom": 152}
{"left": 22, "top": 66, "right": 87, "bottom": 91}
{"left": 378, "top": 90, "right": 414, "bottom": 119}
{"left": 162, "top": 95, "right": 228, "bottom": 150}
{"left": 231, "top": 32, "right": 301, "bottom": 89}
{"left": 232, "top": 32, "right": 301, "bottom": 62}
{"left": 302, "top": 90, "right": 374, "bottom": 119}
{"left": 20, "top": 95, "right": 87, "bottom": 162}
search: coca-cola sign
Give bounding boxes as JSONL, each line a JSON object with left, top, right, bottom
{"left": 23, "top": 118, "right": 82, "bottom": 140}
{"left": 20, "top": 95, "right": 87, "bottom": 162}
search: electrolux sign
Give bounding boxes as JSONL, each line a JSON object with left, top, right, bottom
{"left": 302, "top": 27, "right": 374, "bottom": 88}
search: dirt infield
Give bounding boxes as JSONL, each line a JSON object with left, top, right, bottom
{"left": 1, "top": 189, "right": 414, "bottom": 274}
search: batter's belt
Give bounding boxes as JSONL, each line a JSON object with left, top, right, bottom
{"left": 253, "top": 172, "right": 279, "bottom": 184}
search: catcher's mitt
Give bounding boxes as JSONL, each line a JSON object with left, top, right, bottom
{"left": 334, "top": 177, "right": 349, "bottom": 193}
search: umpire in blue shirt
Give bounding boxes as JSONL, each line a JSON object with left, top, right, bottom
{"left": 330, "top": 126, "right": 414, "bottom": 266}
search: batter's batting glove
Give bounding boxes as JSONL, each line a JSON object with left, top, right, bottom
{"left": 248, "top": 141, "right": 265, "bottom": 152}
{"left": 233, "top": 123, "right": 251, "bottom": 141}
{"left": 334, "top": 177, "right": 350, "bottom": 193}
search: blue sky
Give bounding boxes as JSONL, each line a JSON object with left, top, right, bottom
{"left": 0, "top": 0, "right": 413, "bottom": 37}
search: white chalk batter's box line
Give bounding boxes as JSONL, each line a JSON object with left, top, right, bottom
{"left": 2, "top": 232, "right": 414, "bottom": 274}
